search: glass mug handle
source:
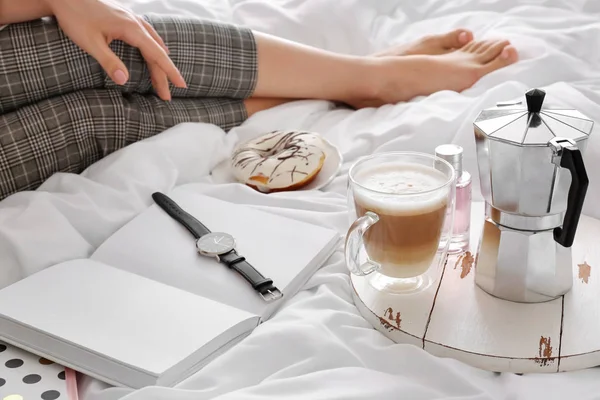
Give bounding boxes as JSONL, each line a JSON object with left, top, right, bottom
{"left": 344, "top": 211, "right": 381, "bottom": 276}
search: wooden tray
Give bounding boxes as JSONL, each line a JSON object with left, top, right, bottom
{"left": 351, "top": 202, "right": 600, "bottom": 373}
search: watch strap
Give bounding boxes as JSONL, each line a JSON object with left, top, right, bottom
{"left": 152, "top": 192, "right": 211, "bottom": 239}
{"left": 220, "top": 250, "right": 283, "bottom": 302}
{"left": 152, "top": 191, "right": 282, "bottom": 303}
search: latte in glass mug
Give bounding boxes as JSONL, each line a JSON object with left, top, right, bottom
{"left": 352, "top": 162, "right": 450, "bottom": 278}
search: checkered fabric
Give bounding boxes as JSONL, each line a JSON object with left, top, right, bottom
{"left": 0, "top": 15, "right": 258, "bottom": 200}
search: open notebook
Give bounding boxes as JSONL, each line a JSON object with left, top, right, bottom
{"left": 0, "top": 187, "right": 341, "bottom": 390}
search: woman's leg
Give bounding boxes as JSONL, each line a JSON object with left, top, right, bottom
{"left": 244, "top": 98, "right": 291, "bottom": 116}
{"left": 0, "top": 15, "right": 517, "bottom": 115}
{"left": 250, "top": 31, "right": 517, "bottom": 108}
{"left": 0, "top": 16, "right": 258, "bottom": 114}
{"left": 0, "top": 88, "right": 254, "bottom": 200}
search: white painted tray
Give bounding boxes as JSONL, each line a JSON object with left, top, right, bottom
{"left": 351, "top": 202, "right": 600, "bottom": 374}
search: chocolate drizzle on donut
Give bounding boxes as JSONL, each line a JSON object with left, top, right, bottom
{"left": 289, "top": 165, "right": 308, "bottom": 182}
{"left": 231, "top": 130, "right": 327, "bottom": 190}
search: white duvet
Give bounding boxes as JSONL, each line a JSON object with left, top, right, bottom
{"left": 2, "top": 0, "right": 600, "bottom": 399}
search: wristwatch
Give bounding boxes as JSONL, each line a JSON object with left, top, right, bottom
{"left": 152, "top": 192, "right": 283, "bottom": 302}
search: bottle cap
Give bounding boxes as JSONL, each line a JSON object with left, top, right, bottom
{"left": 435, "top": 144, "right": 463, "bottom": 176}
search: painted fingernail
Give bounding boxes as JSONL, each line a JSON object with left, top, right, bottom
{"left": 179, "top": 76, "right": 188, "bottom": 88}
{"left": 114, "top": 70, "right": 128, "bottom": 85}
{"left": 459, "top": 31, "right": 468, "bottom": 43}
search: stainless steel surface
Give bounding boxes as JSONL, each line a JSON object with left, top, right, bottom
{"left": 496, "top": 100, "right": 523, "bottom": 107}
{"left": 475, "top": 218, "right": 573, "bottom": 303}
{"left": 474, "top": 90, "right": 593, "bottom": 217}
{"left": 549, "top": 137, "right": 577, "bottom": 166}
{"left": 485, "top": 204, "right": 563, "bottom": 231}
{"left": 474, "top": 127, "right": 590, "bottom": 217}
{"left": 435, "top": 144, "right": 463, "bottom": 175}
{"left": 260, "top": 287, "right": 283, "bottom": 302}
{"left": 472, "top": 88, "right": 593, "bottom": 303}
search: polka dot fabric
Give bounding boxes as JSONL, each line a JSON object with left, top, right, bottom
{"left": 0, "top": 340, "right": 77, "bottom": 399}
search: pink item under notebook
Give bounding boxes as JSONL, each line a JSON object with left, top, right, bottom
{"left": 0, "top": 340, "right": 78, "bottom": 400}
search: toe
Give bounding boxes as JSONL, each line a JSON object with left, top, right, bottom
{"left": 463, "top": 39, "right": 487, "bottom": 53}
{"left": 472, "top": 40, "right": 496, "bottom": 53}
{"left": 480, "top": 45, "right": 519, "bottom": 75}
{"left": 477, "top": 39, "right": 508, "bottom": 54}
{"left": 478, "top": 39, "right": 512, "bottom": 63}
{"left": 438, "top": 28, "right": 474, "bottom": 49}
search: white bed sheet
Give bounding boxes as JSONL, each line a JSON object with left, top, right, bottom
{"left": 2, "top": 0, "right": 600, "bottom": 399}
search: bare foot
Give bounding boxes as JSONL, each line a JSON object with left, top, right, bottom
{"left": 348, "top": 39, "right": 518, "bottom": 108}
{"left": 372, "top": 28, "right": 474, "bottom": 57}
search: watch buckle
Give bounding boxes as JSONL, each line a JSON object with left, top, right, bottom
{"left": 260, "top": 287, "right": 283, "bottom": 302}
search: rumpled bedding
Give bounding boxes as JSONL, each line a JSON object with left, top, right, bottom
{"left": 2, "top": 0, "right": 600, "bottom": 399}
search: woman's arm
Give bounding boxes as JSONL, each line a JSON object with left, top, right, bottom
{"left": 0, "top": 0, "right": 186, "bottom": 99}
{"left": 0, "top": 0, "right": 52, "bottom": 24}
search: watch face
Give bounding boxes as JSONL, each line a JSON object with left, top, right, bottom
{"left": 196, "top": 232, "right": 236, "bottom": 256}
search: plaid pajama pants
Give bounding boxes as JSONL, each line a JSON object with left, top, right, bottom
{"left": 0, "top": 15, "right": 258, "bottom": 200}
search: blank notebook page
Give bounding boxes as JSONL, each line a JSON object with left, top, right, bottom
{"left": 91, "top": 187, "right": 339, "bottom": 315}
{"left": 0, "top": 260, "right": 256, "bottom": 376}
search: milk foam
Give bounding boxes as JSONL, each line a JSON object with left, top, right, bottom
{"left": 353, "top": 162, "right": 450, "bottom": 215}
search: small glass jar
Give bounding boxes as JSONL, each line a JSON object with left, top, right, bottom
{"left": 435, "top": 144, "right": 471, "bottom": 253}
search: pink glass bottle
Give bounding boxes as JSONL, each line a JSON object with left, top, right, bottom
{"left": 435, "top": 144, "right": 472, "bottom": 254}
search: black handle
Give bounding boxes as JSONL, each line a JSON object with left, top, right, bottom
{"left": 553, "top": 147, "right": 589, "bottom": 247}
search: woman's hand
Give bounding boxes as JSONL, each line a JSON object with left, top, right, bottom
{"left": 48, "top": 0, "right": 187, "bottom": 101}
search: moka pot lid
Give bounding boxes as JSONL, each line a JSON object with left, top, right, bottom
{"left": 473, "top": 88, "right": 594, "bottom": 147}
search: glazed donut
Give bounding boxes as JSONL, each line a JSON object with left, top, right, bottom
{"left": 231, "top": 130, "right": 327, "bottom": 192}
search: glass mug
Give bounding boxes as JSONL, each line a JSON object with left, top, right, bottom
{"left": 345, "top": 151, "right": 456, "bottom": 294}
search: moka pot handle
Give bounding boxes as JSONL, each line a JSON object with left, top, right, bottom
{"left": 552, "top": 140, "right": 589, "bottom": 248}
